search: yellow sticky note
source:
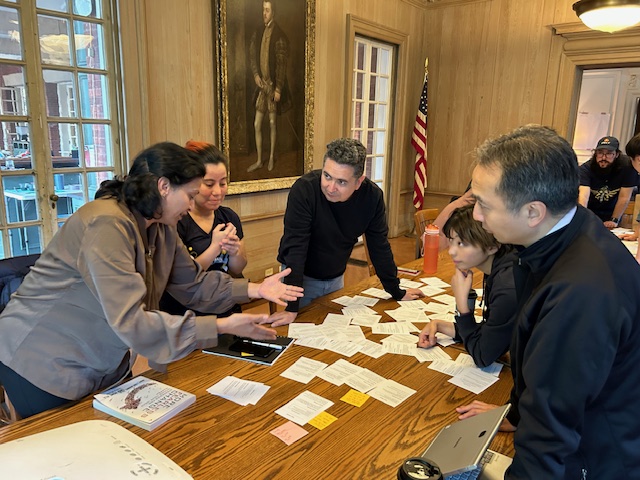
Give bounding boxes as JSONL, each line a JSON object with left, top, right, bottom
{"left": 240, "top": 352, "right": 253, "bottom": 357}
{"left": 341, "top": 389, "right": 369, "bottom": 407}
{"left": 308, "top": 411, "right": 338, "bottom": 430}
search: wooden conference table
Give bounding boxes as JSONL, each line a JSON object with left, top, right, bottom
{"left": 0, "top": 255, "right": 514, "bottom": 479}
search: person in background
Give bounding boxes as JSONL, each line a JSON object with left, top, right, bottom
{"left": 468, "top": 125, "right": 640, "bottom": 478}
{"left": 625, "top": 133, "right": 640, "bottom": 193}
{"left": 270, "top": 138, "right": 424, "bottom": 327}
{"left": 0, "top": 142, "right": 302, "bottom": 419}
{"left": 160, "top": 141, "right": 246, "bottom": 317}
{"left": 432, "top": 184, "right": 474, "bottom": 251}
{"left": 617, "top": 134, "right": 640, "bottom": 263}
{"left": 578, "top": 136, "right": 636, "bottom": 229}
{"left": 418, "top": 205, "right": 517, "bottom": 368}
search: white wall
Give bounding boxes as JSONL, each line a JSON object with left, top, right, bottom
{"left": 573, "top": 68, "right": 640, "bottom": 164}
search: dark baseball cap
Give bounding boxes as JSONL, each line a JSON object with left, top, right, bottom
{"left": 595, "top": 136, "right": 619, "bottom": 151}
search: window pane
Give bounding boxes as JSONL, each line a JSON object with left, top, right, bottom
{"left": 73, "top": 0, "right": 102, "bottom": 19}
{"left": 355, "top": 72, "right": 363, "bottom": 100}
{"left": 352, "top": 130, "right": 362, "bottom": 142}
{"left": 9, "top": 226, "right": 42, "bottom": 256}
{"left": 88, "top": 170, "right": 111, "bottom": 199}
{"left": 78, "top": 72, "right": 109, "bottom": 118}
{"left": 353, "top": 102, "right": 362, "bottom": 129}
{"left": 376, "top": 104, "right": 387, "bottom": 129}
{"left": 37, "top": 0, "right": 69, "bottom": 13}
{"left": 374, "top": 156, "right": 384, "bottom": 179}
{"left": 48, "top": 122, "right": 81, "bottom": 166}
{"left": 1, "top": 122, "right": 32, "bottom": 169}
{"left": 74, "top": 21, "right": 105, "bottom": 69}
{"left": 378, "top": 48, "right": 390, "bottom": 75}
{"left": 369, "top": 75, "right": 376, "bottom": 101}
{"left": 43, "top": 69, "right": 75, "bottom": 117}
{"left": 366, "top": 132, "right": 374, "bottom": 154}
{"left": 54, "top": 172, "right": 84, "bottom": 218}
{"left": 0, "top": 7, "right": 22, "bottom": 61}
{"left": 0, "top": 65, "right": 27, "bottom": 115}
{"left": 371, "top": 47, "right": 378, "bottom": 73}
{"left": 4, "top": 174, "right": 39, "bottom": 223}
{"left": 378, "top": 77, "right": 388, "bottom": 102}
{"left": 38, "top": 15, "right": 72, "bottom": 66}
{"left": 375, "top": 132, "right": 386, "bottom": 155}
{"left": 364, "top": 157, "right": 372, "bottom": 179}
{"left": 356, "top": 42, "right": 365, "bottom": 70}
{"left": 83, "top": 123, "right": 112, "bottom": 167}
{"left": 368, "top": 104, "right": 375, "bottom": 129}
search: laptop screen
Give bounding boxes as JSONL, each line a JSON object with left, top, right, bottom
{"left": 421, "top": 404, "right": 510, "bottom": 476}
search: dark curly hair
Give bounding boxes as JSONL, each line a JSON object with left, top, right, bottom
{"left": 95, "top": 142, "right": 205, "bottom": 219}
{"left": 323, "top": 138, "right": 366, "bottom": 177}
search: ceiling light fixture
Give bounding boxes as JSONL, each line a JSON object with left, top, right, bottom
{"left": 573, "top": 0, "right": 640, "bottom": 33}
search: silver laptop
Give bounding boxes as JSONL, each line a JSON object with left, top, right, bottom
{"left": 0, "top": 420, "right": 192, "bottom": 479}
{"left": 421, "top": 405, "right": 512, "bottom": 480}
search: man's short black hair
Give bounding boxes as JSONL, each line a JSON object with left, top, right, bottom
{"left": 475, "top": 125, "right": 579, "bottom": 215}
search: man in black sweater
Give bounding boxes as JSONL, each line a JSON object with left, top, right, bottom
{"left": 270, "top": 138, "right": 424, "bottom": 326}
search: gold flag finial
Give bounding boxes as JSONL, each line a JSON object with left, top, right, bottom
{"left": 424, "top": 57, "right": 429, "bottom": 74}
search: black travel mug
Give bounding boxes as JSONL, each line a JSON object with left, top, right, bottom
{"left": 397, "top": 457, "right": 442, "bottom": 480}
{"left": 467, "top": 289, "right": 478, "bottom": 313}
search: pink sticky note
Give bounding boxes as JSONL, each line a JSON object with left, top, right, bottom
{"left": 270, "top": 421, "right": 309, "bottom": 446}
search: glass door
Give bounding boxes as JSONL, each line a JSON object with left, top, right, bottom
{"left": 0, "top": 0, "right": 120, "bottom": 258}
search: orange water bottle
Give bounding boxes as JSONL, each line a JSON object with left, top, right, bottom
{"left": 423, "top": 224, "right": 439, "bottom": 274}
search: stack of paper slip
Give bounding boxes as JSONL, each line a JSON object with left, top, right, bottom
{"left": 276, "top": 391, "right": 334, "bottom": 426}
{"left": 361, "top": 287, "right": 392, "bottom": 299}
{"left": 427, "top": 353, "right": 503, "bottom": 394}
{"left": 280, "top": 357, "right": 328, "bottom": 384}
{"left": 207, "top": 376, "right": 270, "bottom": 406}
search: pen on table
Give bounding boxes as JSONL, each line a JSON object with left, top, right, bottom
{"left": 243, "top": 340, "right": 284, "bottom": 350}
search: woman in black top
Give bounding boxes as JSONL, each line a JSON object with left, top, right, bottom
{"left": 160, "top": 141, "right": 246, "bottom": 317}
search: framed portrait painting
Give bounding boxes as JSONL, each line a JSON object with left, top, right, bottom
{"left": 214, "top": 0, "right": 315, "bottom": 194}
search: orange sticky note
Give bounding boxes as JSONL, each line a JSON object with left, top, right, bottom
{"left": 308, "top": 411, "right": 338, "bottom": 430}
{"left": 341, "top": 389, "right": 369, "bottom": 407}
{"left": 270, "top": 421, "right": 309, "bottom": 446}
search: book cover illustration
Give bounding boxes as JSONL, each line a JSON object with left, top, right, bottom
{"left": 93, "top": 376, "right": 195, "bottom": 430}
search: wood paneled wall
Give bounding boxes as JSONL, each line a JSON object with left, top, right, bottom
{"left": 117, "top": 0, "right": 637, "bottom": 281}
{"left": 420, "top": 0, "right": 579, "bottom": 209}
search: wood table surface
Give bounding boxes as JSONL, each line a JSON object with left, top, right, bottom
{"left": 0, "top": 254, "right": 514, "bottom": 479}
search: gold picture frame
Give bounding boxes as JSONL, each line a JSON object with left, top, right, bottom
{"left": 214, "top": 0, "right": 315, "bottom": 194}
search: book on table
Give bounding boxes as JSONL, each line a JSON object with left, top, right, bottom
{"left": 203, "top": 334, "right": 294, "bottom": 366}
{"left": 93, "top": 376, "right": 196, "bottom": 431}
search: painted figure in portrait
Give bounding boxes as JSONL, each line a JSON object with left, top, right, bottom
{"left": 221, "top": 0, "right": 306, "bottom": 185}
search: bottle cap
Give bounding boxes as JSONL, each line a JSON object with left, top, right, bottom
{"left": 425, "top": 224, "right": 439, "bottom": 235}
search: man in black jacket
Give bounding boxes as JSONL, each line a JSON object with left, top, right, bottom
{"left": 470, "top": 125, "right": 640, "bottom": 479}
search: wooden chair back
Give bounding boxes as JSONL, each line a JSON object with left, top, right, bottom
{"left": 620, "top": 200, "right": 636, "bottom": 229}
{"left": 413, "top": 208, "right": 440, "bottom": 258}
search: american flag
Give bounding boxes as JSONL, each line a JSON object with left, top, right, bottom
{"left": 411, "top": 74, "right": 428, "bottom": 209}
